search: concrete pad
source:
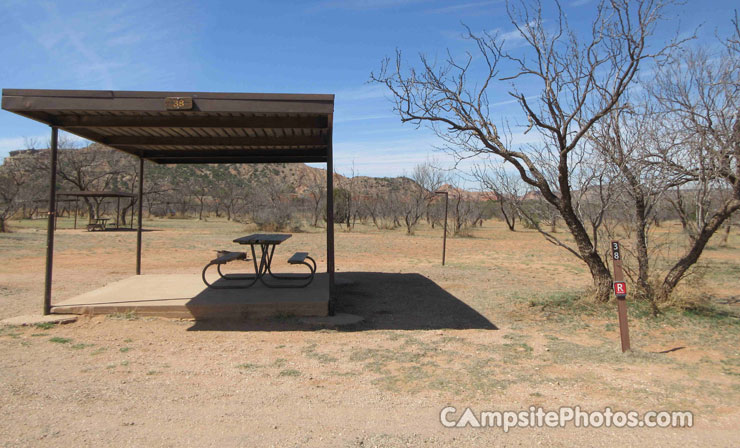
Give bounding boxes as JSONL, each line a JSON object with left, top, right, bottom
{"left": 300, "top": 313, "right": 364, "bottom": 326}
{"left": 1, "top": 314, "right": 78, "bottom": 327}
{"left": 334, "top": 277, "right": 356, "bottom": 287}
{"left": 51, "top": 274, "right": 330, "bottom": 319}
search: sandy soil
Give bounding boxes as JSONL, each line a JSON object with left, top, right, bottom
{"left": 1, "top": 218, "right": 739, "bottom": 447}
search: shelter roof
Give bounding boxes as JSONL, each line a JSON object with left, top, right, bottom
{"left": 2, "top": 89, "right": 334, "bottom": 164}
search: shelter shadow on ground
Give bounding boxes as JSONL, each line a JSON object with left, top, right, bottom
{"left": 187, "top": 272, "right": 498, "bottom": 332}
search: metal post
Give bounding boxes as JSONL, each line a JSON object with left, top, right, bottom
{"left": 54, "top": 194, "right": 58, "bottom": 230}
{"left": 611, "top": 241, "right": 631, "bottom": 352}
{"left": 435, "top": 191, "right": 449, "bottom": 266}
{"left": 73, "top": 197, "right": 78, "bottom": 229}
{"left": 136, "top": 157, "right": 144, "bottom": 275}
{"left": 326, "top": 114, "right": 335, "bottom": 311}
{"left": 116, "top": 196, "right": 121, "bottom": 228}
{"left": 43, "top": 127, "right": 59, "bottom": 315}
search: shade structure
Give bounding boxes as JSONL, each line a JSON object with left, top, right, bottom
{"left": 1, "top": 88, "right": 336, "bottom": 315}
{"left": 2, "top": 89, "right": 333, "bottom": 164}
{"left": 56, "top": 191, "right": 137, "bottom": 230}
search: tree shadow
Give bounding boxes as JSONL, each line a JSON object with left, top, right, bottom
{"left": 187, "top": 271, "right": 497, "bottom": 332}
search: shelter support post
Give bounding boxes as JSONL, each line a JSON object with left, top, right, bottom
{"left": 326, "top": 114, "right": 335, "bottom": 312}
{"left": 136, "top": 156, "right": 144, "bottom": 275}
{"left": 43, "top": 126, "right": 59, "bottom": 315}
{"left": 73, "top": 197, "right": 78, "bottom": 229}
{"left": 54, "top": 194, "right": 58, "bottom": 230}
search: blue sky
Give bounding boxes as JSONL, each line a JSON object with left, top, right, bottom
{"left": 0, "top": 0, "right": 736, "bottom": 178}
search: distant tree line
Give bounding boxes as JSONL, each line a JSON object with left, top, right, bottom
{"left": 0, "top": 144, "right": 495, "bottom": 236}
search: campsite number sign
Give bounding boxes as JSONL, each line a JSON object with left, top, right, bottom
{"left": 165, "top": 97, "right": 193, "bottom": 110}
{"left": 611, "top": 241, "right": 631, "bottom": 352}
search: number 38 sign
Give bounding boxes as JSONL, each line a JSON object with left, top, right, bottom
{"left": 610, "top": 240, "right": 631, "bottom": 352}
{"left": 612, "top": 241, "right": 621, "bottom": 260}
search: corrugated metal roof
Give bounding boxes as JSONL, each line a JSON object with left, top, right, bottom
{"left": 2, "top": 89, "right": 334, "bottom": 164}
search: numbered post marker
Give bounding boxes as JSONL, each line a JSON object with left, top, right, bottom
{"left": 611, "top": 241, "right": 631, "bottom": 352}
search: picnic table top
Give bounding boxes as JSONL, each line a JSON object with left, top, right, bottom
{"left": 92, "top": 218, "right": 110, "bottom": 222}
{"left": 233, "top": 233, "right": 292, "bottom": 245}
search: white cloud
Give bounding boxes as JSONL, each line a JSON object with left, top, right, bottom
{"left": 427, "top": 1, "right": 502, "bottom": 15}
{"left": 335, "top": 84, "right": 389, "bottom": 102}
{"left": 334, "top": 114, "right": 396, "bottom": 123}
{"left": 311, "top": 0, "right": 432, "bottom": 11}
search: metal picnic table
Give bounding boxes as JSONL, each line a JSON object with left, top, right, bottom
{"left": 86, "top": 218, "right": 109, "bottom": 232}
{"left": 201, "top": 233, "right": 316, "bottom": 289}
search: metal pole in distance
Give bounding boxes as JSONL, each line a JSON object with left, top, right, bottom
{"left": 73, "top": 197, "right": 78, "bottom": 229}
{"left": 136, "top": 156, "right": 144, "bottom": 275}
{"left": 43, "top": 127, "right": 59, "bottom": 315}
{"left": 435, "top": 191, "right": 449, "bottom": 266}
{"left": 611, "top": 241, "right": 631, "bottom": 352}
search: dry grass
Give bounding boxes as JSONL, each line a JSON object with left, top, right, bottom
{"left": 0, "top": 216, "right": 739, "bottom": 447}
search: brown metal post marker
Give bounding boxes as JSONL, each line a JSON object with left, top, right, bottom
{"left": 611, "top": 241, "right": 631, "bottom": 352}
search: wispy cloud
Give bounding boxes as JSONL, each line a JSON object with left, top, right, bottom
{"left": 441, "top": 24, "right": 526, "bottom": 48}
{"left": 311, "top": 0, "right": 432, "bottom": 11}
{"left": 334, "top": 114, "right": 396, "bottom": 123}
{"left": 335, "top": 84, "right": 389, "bottom": 102}
{"left": 5, "top": 1, "right": 198, "bottom": 89}
{"left": 426, "top": 0, "right": 502, "bottom": 15}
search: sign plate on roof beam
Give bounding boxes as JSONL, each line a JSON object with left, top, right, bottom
{"left": 164, "top": 97, "right": 193, "bottom": 110}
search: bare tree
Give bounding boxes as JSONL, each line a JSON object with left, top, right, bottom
{"left": 304, "top": 169, "right": 326, "bottom": 227}
{"left": 0, "top": 157, "right": 33, "bottom": 232}
{"left": 588, "top": 101, "right": 683, "bottom": 311}
{"left": 401, "top": 161, "right": 445, "bottom": 234}
{"left": 52, "top": 140, "right": 124, "bottom": 219}
{"left": 372, "top": 0, "right": 682, "bottom": 301}
{"left": 645, "top": 20, "right": 740, "bottom": 301}
{"left": 474, "top": 162, "right": 528, "bottom": 231}
{"left": 211, "top": 165, "right": 247, "bottom": 221}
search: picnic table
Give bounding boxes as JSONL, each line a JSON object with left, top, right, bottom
{"left": 201, "top": 233, "right": 316, "bottom": 289}
{"left": 86, "top": 218, "right": 109, "bottom": 232}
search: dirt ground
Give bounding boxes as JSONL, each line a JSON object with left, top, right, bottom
{"left": 1, "top": 217, "right": 739, "bottom": 447}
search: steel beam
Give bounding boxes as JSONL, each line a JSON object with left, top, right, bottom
{"left": 136, "top": 156, "right": 144, "bottom": 275}
{"left": 43, "top": 127, "right": 58, "bottom": 315}
{"left": 326, "top": 113, "right": 335, "bottom": 313}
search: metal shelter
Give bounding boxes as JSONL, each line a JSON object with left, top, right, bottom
{"left": 56, "top": 191, "right": 136, "bottom": 230}
{"left": 2, "top": 89, "right": 336, "bottom": 315}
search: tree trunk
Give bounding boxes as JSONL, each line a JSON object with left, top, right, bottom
{"left": 720, "top": 220, "right": 732, "bottom": 247}
{"left": 658, "top": 199, "right": 740, "bottom": 301}
{"left": 0, "top": 217, "right": 6, "bottom": 233}
{"left": 559, "top": 200, "right": 613, "bottom": 302}
{"left": 632, "top": 194, "right": 654, "bottom": 300}
{"left": 499, "top": 199, "right": 516, "bottom": 231}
